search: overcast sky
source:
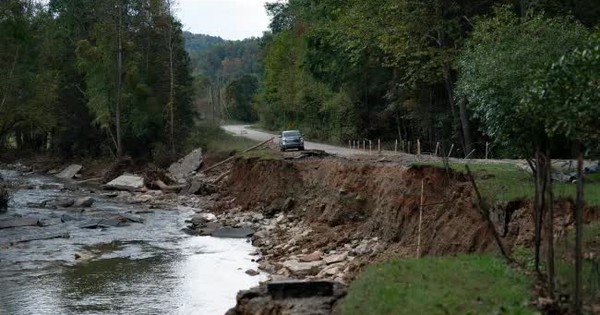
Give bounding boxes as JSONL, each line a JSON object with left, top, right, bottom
{"left": 175, "top": 0, "right": 271, "bottom": 40}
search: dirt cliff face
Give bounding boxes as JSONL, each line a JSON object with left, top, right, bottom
{"left": 222, "top": 157, "right": 497, "bottom": 258}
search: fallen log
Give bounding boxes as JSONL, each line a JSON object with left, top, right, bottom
{"left": 212, "top": 171, "right": 231, "bottom": 184}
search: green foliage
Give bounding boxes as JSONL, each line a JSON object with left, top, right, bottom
{"left": 342, "top": 255, "right": 534, "bottom": 315}
{"left": 414, "top": 162, "right": 600, "bottom": 206}
{"left": 523, "top": 35, "right": 600, "bottom": 153}
{"left": 0, "top": 0, "right": 195, "bottom": 161}
{"left": 555, "top": 222, "right": 600, "bottom": 304}
{"left": 225, "top": 75, "right": 259, "bottom": 122}
{"left": 185, "top": 122, "right": 259, "bottom": 159}
{"left": 456, "top": 6, "right": 589, "bottom": 154}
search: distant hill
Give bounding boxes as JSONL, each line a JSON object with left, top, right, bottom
{"left": 183, "top": 32, "right": 224, "bottom": 53}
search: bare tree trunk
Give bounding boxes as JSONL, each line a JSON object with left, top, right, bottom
{"left": 115, "top": 0, "right": 123, "bottom": 158}
{"left": 0, "top": 46, "right": 20, "bottom": 111}
{"left": 545, "top": 149, "right": 555, "bottom": 299}
{"left": 534, "top": 147, "right": 543, "bottom": 274}
{"left": 575, "top": 143, "right": 584, "bottom": 314}
{"left": 166, "top": 0, "right": 175, "bottom": 156}
{"left": 445, "top": 75, "right": 472, "bottom": 154}
{"left": 210, "top": 84, "right": 215, "bottom": 121}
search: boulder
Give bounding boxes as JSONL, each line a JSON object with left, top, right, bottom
{"left": 168, "top": 148, "right": 203, "bottom": 183}
{"left": 281, "top": 259, "right": 324, "bottom": 276}
{"left": 0, "top": 218, "right": 41, "bottom": 229}
{"left": 104, "top": 174, "right": 145, "bottom": 191}
{"left": 324, "top": 252, "right": 348, "bottom": 265}
{"left": 197, "top": 222, "right": 223, "bottom": 236}
{"left": 129, "top": 194, "right": 154, "bottom": 204}
{"left": 211, "top": 226, "right": 255, "bottom": 238}
{"left": 56, "top": 164, "right": 83, "bottom": 179}
{"left": 245, "top": 269, "right": 260, "bottom": 276}
{"left": 299, "top": 251, "right": 323, "bottom": 262}
{"left": 74, "top": 251, "right": 95, "bottom": 262}
{"left": 74, "top": 197, "right": 94, "bottom": 208}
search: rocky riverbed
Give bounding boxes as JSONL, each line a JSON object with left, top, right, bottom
{"left": 0, "top": 165, "right": 265, "bottom": 314}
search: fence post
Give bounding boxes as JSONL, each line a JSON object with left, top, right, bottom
{"left": 363, "top": 140, "right": 366, "bottom": 151}
{"left": 448, "top": 144, "right": 455, "bottom": 158}
{"left": 369, "top": 140, "right": 372, "bottom": 154}
{"left": 434, "top": 142, "right": 440, "bottom": 157}
{"left": 395, "top": 139, "right": 398, "bottom": 153}
{"left": 417, "top": 139, "right": 421, "bottom": 156}
{"left": 378, "top": 139, "right": 381, "bottom": 155}
{"left": 417, "top": 178, "right": 424, "bottom": 258}
{"left": 485, "top": 142, "right": 489, "bottom": 159}
{"left": 348, "top": 140, "right": 351, "bottom": 150}
{"left": 408, "top": 141, "right": 411, "bottom": 154}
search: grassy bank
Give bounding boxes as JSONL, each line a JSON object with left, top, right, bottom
{"left": 342, "top": 255, "right": 534, "bottom": 315}
{"left": 415, "top": 162, "right": 600, "bottom": 206}
{"left": 187, "top": 122, "right": 281, "bottom": 163}
{"left": 555, "top": 222, "right": 600, "bottom": 306}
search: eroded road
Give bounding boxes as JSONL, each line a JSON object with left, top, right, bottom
{"left": 221, "top": 125, "right": 355, "bottom": 156}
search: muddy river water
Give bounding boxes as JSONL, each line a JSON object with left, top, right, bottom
{"left": 0, "top": 169, "right": 263, "bottom": 314}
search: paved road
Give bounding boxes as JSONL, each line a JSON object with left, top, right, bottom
{"left": 221, "top": 125, "right": 355, "bottom": 156}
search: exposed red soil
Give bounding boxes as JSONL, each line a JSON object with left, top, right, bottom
{"left": 218, "top": 156, "right": 600, "bottom": 266}
{"left": 219, "top": 157, "right": 498, "bottom": 258}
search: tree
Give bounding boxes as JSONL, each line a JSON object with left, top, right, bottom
{"left": 456, "top": 6, "right": 589, "bottom": 288}
{"left": 225, "top": 75, "right": 259, "bottom": 122}
{"left": 523, "top": 37, "right": 599, "bottom": 313}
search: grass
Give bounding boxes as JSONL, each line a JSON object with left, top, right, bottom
{"left": 342, "top": 254, "right": 534, "bottom": 315}
{"left": 555, "top": 222, "right": 600, "bottom": 305}
{"left": 187, "top": 122, "right": 260, "bottom": 158}
{"left": 414, "top": 162, "right": 600, "bottom": 206}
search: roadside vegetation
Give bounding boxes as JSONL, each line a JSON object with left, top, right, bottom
{"left": 185, "top": 123, "right": 260, "bottom": 162}
{"left": 343, "top": 255, "right": 534, "bottom": 315}
{"left": 415, "top": 162, "right": 600, "bottom": 206}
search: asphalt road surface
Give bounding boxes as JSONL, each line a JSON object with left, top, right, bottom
{"left": 221, "top": 125, "right": 355, "bottom": 156}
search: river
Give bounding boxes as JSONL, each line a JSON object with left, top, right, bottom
{"left": 0, "top": 169, "right": 263, "bottom": 315}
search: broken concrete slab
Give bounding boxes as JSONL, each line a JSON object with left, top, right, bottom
{"left": 0, "top": 218, "right": 42, "bottom": 229}
{"left": 168, "top": 148, "right": 203, "bottom": 183}
{"left": 73, "top": 197, "right": 94, "bottom": 208}
{"left": 104, "top": 174, "right": 145, "bottom": 191}
{"left": 211, "top": 226, "right": 255, "bottom": 238}
{"left": 267, "top": 280, "right": 334, "bottom": 299}
{"left": 56, "top": 164, "right": 83, "bottom": 179}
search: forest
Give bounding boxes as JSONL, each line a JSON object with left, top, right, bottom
{"left": 0, "top": 0, "right": 194, "bottom": 162}
{"left": 3, "top": 0, "right": 596, "bottom": 162}
{"left": 255, "top": 0, "right": 599, "bottom": 159}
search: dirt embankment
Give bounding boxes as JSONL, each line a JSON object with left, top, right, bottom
{"left": 216, "top": 156, "right": 599, "bottom": 280}
{"left": 222, "top": 157, "right": 496, "bottom": 257}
